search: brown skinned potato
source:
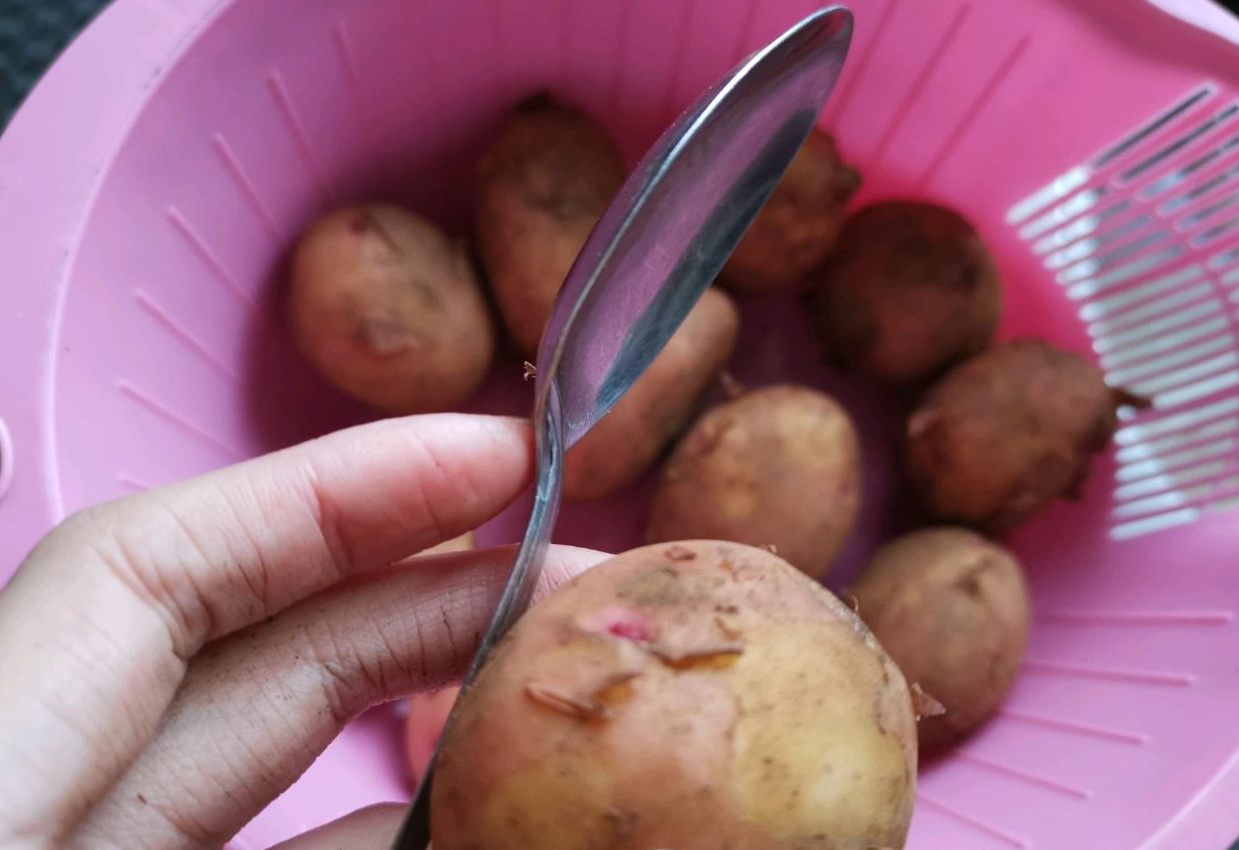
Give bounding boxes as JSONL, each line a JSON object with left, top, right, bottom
{"left": 810, "top": 201, "right": 1002, "bottom": 385}
{"left": 647, "top": 385, "right": 861, "bottom": 580}
{"left": 431, "top": 540, "right": 917, "bottom": 850}
{"left": 719, "top": 128, "right": 860, "bottom": 293}
{"left": 850, "top": 527, "right": 1030, "bottom": 750}
{"left": 476, "top": 94, "right": 627, "bottom": 356}
{"left": 288, "top": 205, "right": 495, "bottom": 414}
{"left": 906, "top": 339, "right": 1138, "bottom": 533}
{"left": 564, "top": 288, "right": 741, "bottom": 501}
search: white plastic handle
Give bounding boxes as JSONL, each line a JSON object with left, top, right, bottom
{"left": 1143, "top": 0, "right": 1239, "bottom": 47}
{"left": 0, "top": 416, "right": 13, "bottom": 504}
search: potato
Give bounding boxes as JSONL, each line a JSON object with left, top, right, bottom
{"left": 850, "top": 527, "right": 1030, "bottom": 750}
{"left": 477, "top": 94, "right": 626, "bottom": 356}
{"left": 564, "top": 288, "right": 740, "bottom": 501}
{"left": 288, "top": 205, "right": 495, "bottom": 414}
{"left": 907, "top": 339, "right": 1134, "bottom": 533}
{"left": 646, "top": 385, "right": 860, "bottom": 580}
{"left": 431, "top": 540, "right": 917, "bottom": 850}
{"left": 719, "top": 128, "right": 860, "bottom": 293}
{"left": 810, "top": 201, "right": 1001, "bottom": 385}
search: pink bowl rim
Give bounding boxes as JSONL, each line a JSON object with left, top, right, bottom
{"left": 1, "top": 1, "right": 1238, "bottom": 848}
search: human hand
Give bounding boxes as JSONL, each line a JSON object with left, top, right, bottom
{"left": 0, "top": 415, "right": 606, "bottom": 850}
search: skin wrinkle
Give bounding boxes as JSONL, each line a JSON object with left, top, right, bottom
{"left": 109, "top": 768, "right": 217, "bottom": 850}
{"left": 304, "top": 619, "right": 359, "bottom": 726}
{"left": 369, "top": 615, "right": 418, "bottom": 700}
{"left": 299, "top": 457, "right": 363, "bottom": 587}
{"left": 442, "top": 428, "right": 503, "bottom": 532}
{"left": 425, "top": 568, "right": 496, "bottom": 676}
{"left": 78, "top": 508, "right": 198, "bottom": 662}
{"left": 210, "top": 481, "right": 276, "bottom": 623}
{"left": 150, "top": 499, "right": 241, "bottom": 653}
{"left": 394, "top": 429, "right": 461, "bottom": 546}
{"left": 197, "top": 681, "right": 276, "bottom": 814}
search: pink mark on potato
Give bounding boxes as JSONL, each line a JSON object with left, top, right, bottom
{"left": 576, "top": 605, "right": 658, "bottom": 643}
{"left": 609, "top": 619, "right": 654, "bottom": 641}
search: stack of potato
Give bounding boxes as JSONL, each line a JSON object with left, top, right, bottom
{"left": 287, "top": 93, "right": 1143, "bottom": 850}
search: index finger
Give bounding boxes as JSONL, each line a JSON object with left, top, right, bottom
{"left": 0, "top": 413, "right": 533, "bottom": 837}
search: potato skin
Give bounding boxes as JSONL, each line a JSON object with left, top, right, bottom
{"left": 850, "top": 527, "right": 1030, "bottom": 750}
{"left": 907, "top": 339, "right": 1122, "bottom": 533}
{"left": 431, "top": 540, "right": 917, "bottom": 850}
{"left": 288, "top": 205, "right": 495, "bottom": 414}
{"left": 477, "top": 94, "right": 626, "bottom": 356}
{"left": 719, "top": 128, "right": 860, "bottom": 293}
{"left": 647, "top": 385, "right": 861, "bottom": 580}
{"left": 564, "top": 288, "right": 741, "bottom": 501}
{"left": 811, "top": 201, "right": 1001, "bottom": 385}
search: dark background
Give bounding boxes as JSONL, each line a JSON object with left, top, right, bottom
{"left": 0, "top": 0, "right": 108, "bottom": 128}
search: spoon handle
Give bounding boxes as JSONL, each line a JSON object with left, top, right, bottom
{"left": 390, "top": 402, "right": 563, "bottom": 850}
{"left": 390, "top": 7, "right": 851, "bottom": 846}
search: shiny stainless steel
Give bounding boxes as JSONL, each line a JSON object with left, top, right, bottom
{"left": 389, "top": 7, "right": 852, "bottom": 848}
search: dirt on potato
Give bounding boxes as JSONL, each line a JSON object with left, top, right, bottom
{"left": 906, "top": 339, "right": 1140, "bottom": 533}
{"left": 850, "top": 527, "right": 1030, "bottom": 750}
{"left": 476, "top": 93, "right": 627, "bottom": 356}
{"left": 431, "top": 540, "right": 917, "bottom": 850}
{"left": 288, "top": 205, "right": 495, "bottom": 414}
{"left": 719, "top": 128, "right": 860, "bottom": 293}
{"left": 810, "top": 200, "right": 1001, "bottom": 386}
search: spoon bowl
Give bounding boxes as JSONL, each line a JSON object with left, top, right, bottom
{"left": 392, "top": 8, "right": 853, "bottom": 847}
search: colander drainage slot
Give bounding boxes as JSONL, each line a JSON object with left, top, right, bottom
{"left": 1010, "top": 83, "right": 1239, "bottom": 539}
{"left": 0, "top": 416, "right": 12, "bottom": 504}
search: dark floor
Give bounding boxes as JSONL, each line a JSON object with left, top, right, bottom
{"left": 0, "top": 0, "right": 109, "bottom": 128}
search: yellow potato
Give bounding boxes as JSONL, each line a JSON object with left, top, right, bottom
{"left": 850, "top": 527, "right": 1030, "bottom": 750}
{"left": 431, "top": 540, "right": 917, "bottom": 850}
{"left": 647, "top": 385, "right": 861, "bottom": 580}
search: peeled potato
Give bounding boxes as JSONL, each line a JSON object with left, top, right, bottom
{"left": 477, "top": 94, "right": 626, "bottom": 356}
{"left": 811, "top": 201, "right": 1001, "bottom": 385}
{"left": 907, "top": 339, "right": 1135, "bottom": 533}
{"left": 647, "top": 385, "right": 861, "bottom": 580}
{"left": 850, "top": 527, "right": 1030, "bottom": 750}
{"left": 288, "top": 205, "right": 495, "bottom": 414}
{"left": 431, "top": 540, "right": 917, "bottom": 850}
{"left": 720, "top": 128, "right": 860, "bottom": 293}
{"left": 564, "top": 288, "right": 741, "bottom": 501}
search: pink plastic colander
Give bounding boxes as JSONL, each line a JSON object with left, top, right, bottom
{"left": 3, "top": 0, "right": 1239, "bottom": 848}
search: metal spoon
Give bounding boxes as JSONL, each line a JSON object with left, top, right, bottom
{"left": 391, "top": 8, "right": 852, "bottom": 847}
